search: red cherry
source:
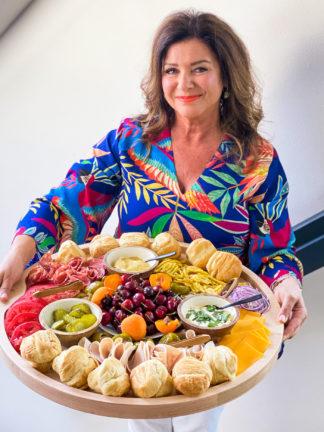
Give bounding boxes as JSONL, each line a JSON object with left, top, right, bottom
{"left": 156, "top": 294, "right": 166, "bottom": 305}
{"left": 152, "top": 285, "right": 163, "bottom": 295}
{"left": 142, "top": 279, "right": 151, "bottom": 287}
{"left": 132, "top": 292, "right": 146, "bottom": 306}
{"left": 121, "top": 274, "right": 130, "bottom": 284}
{"left": 147, "top": 323, "right": 157, "bottom": 335}
{"left": 144, "top": 299, "right": 155, "bottom": 311}
{"left": 124, "top": 280, "right": 137, "bottom": 291}
{"left": 134, "top": 309, "right": 144, "bottom": 318}
{"left": 108, "top": 306, "right": 116, "bottom": 317}
{"left": 167, "top": 298, "right": 176, "bottom": 312}
{"left": 144, "top": 311, "right": 155, "bottom": 323}
{"left": 115, "top": 309, "right": 127, "bottom": 322}
{"left": 101, "top": 311, "right": 112, "bottom": 326}
{"left": 155, "top": 306, "right": 166, "bottom": 319}
{"left": 121, "top": 299, "right": 134, "bottom": 312}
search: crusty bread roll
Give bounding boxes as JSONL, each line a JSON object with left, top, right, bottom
{"left": 130, "top": 359, "right": 173, "bottom": 398}
{"left": 89, "top": 234, "right": 119, "bottom": 258}
{"left": 206, "top": 250, "right": 242, "bottom": 282}
{"left": 119, "top": 232, "right": 150, "bottom": 248}
{"left": 55, "top": 240, "right": 86, "bottom": 263}
{"left": 172, "top": 357, "right": 212, "bottom": 396}
{"left": 87, "top": 357, "right": 130, "bottom": 396}
{"left": 186, "top": 238, "right": 217, "bottom": 269}
{"left": 20, "top": 330, "right": 62, "bottom": 372}
{"left": 151, "top": 232, "right": 181, "bottom": 259}
{"left": 202, "top": 344, "right": 237, "bottom": 385}
{"left": 52, "top": 346, "right": 98, "bottom": 389}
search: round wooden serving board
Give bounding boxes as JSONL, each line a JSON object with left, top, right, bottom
{"left": 0, "top": 242, "right": 283, "bottom": 418}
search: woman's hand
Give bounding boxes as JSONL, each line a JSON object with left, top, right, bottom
{"left": 273, "top": 277, "right": 307, "bottom": 341}
{"left": 0, "top": 235, "right": 37, "bottom": 302}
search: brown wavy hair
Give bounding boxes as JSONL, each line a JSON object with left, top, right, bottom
{"left": 135, "top": 9, "right": 264, "bottom": 167}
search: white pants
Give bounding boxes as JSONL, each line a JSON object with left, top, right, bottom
{"left": 128, "top": 406, "right": 224, "bottom": 432}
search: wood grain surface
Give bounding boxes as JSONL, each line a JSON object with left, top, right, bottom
{"left": 0, "top": 243, "right": 283, "bottom": 418}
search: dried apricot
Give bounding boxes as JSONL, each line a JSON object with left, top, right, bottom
{"left": 120, "top": 314, "right": 147, "bottom": 341}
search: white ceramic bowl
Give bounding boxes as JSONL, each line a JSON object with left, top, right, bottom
{"left": 39, "top": 298, "right": 102, "bottom": 346}
{"left": 104, "top": 246, "right": 158, "bottom": 278}
{"left": 177, "top": 294, "right": 240, "bottom": 339}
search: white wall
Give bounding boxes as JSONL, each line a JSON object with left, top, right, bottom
{"left": 0, "top": 0, "right": 323, "bottom": 262}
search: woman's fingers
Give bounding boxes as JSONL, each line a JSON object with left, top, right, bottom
{"left": 282, "top": 298, "right": 307, "bottom": 340}
{"left": 0, "top": 273, "right": 12, "bottom": 302}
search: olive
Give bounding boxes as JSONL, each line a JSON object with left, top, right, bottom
{"left": 75, "top": 292, "right": 88, "bottom": 298}
{"left": 112, "top": 333, "right": 132, "bottom": 342}
{"left": 71, "top": 303, "right": 92, "bottom": 314}
{"left": 51, "top": 320, "right": 66, "bottom": 331}
{"left": 53, "top": 308, "right": 68, "bottom": 322}
{"left": 158, "top": 332, "right": 180, "bottom": 344}
{"left": 170, "top": 282, "right": 191, "bottom": 295}
{"left": 90, "top": 331, "right": 113, "bottom": 342}
{"left": 85, "top": 281, "right": 104, "bottom": 295}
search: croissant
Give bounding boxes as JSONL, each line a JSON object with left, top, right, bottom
{"left": 206, "top": 250, "right": 242, "bottom": 282}
{"left": 202, "top": 344, "right": 237, "bottom": 384}
{"left": 119, "top": 232, "right": 151, "bottom": 248}
{"left": 172, "top": 357, "right": 212, "bottom": 396}
{"left": 20, "top": 329, "right": 62, "bottom": 372}
{"left": 54, "top": 240, "right": 86, "bottom": 263}
{"left": 87, "top": 357, "right": 130, "bottom": 396}
{"left": 151, "top": 232, "right": 181, "bottom": 259}
{"left": 130, "top": 359, "right": 173, "bottom": 398}
{"left": 52, "top": 346, "right": 98, "bottom": 389}
{"left": 186, "top": 238, "right": 217, "bottom": 269}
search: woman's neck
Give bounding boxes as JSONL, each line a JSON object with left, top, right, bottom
{"left": 172, "top": 114, "right": 223, "bottom": 145}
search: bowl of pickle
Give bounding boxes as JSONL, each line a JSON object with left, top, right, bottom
{"left": 39, "top": 298, "right": 102, "bottom": 346}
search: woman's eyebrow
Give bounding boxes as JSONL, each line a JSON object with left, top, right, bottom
{"left": 163, "top": 59, "right": 211, "bottom": 66}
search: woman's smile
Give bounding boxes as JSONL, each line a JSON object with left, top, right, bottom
{"left": 176, "top": 95, "right": 201, "bottom": 102}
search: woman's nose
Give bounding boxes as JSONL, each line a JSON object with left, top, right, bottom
{"left": 177, "top": 72, "right": 194, "bottom": 90}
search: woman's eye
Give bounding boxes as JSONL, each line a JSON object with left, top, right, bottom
{"left": 164, "top": 68, "right": 178, "bottom": 75}
{"left": 193, "top": 67, "right": 208, "bottom": 73}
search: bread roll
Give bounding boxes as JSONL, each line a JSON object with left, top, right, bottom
{"left": 20, "top": 329, "right": 62, "bottom": 372}
{"left": 55, "top": 240, "right": 86, "bottom": 263}
{"left": 172, "top": 357, "right": 212, "bottom": 396}
{"left": 206, "top": 250, "right": 242, "bottom": 282}
{"left": 186, "top": 238, "right": 217, "bottom": 269}
{"left": 202, "top": 345, "right": 237, "bottom": 385}
{"left": 151, "top": 232, "right": 181, "bottom": 259}
{"left": 52, "top": 346, "right": 98, "bottom": 389}
{"left": 119, "top": 232, "right": 150, "bottom": 248}
{"left": 87, "top": 357, "right": 130, "bottom": 396}
{"left": 89, "top": 234, "right": 119, "bottom": 258}
{"left": 130, "top": 359, "right": 173, "bottom": 398}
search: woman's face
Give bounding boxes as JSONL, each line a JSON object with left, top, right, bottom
{"left": 162, "top": 38, "right": 224, "bottom": 123}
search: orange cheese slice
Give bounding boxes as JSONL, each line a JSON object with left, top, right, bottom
{"left": 233, "top": 340, "right": 264, "bottom": 375}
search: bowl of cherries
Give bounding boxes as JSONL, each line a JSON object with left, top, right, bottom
{"left": 99, "top": 274, "right": 181, "bottom": 337}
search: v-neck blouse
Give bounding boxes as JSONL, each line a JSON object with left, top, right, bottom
{"left": 16, "top": 118, "right": 302, "bottom": 287}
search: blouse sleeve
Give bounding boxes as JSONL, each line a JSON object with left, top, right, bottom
{"left": 247, "top": 149, "right": 303, "bottom": 288}
{"left": 15, "top": 129, "right": 122, "bottom": 263}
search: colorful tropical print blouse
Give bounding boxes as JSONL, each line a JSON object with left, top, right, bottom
{"left": 16, "top": 118, "right": 303, "bottom": 288}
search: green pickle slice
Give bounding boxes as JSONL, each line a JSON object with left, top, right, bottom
{"left": 53, "top": 308, "right": 68, "bottom": 322}
{"left": 69, "top": 309, "right": 86, "bottom": 318}
{"left": 159, "top": 332, "right": 180, "bottom": 344}
{"left": 71, "top": 303, "right": 91, "bottom": 314}
{"left": 51, "top": 320, "right": 66, "bottom": 331}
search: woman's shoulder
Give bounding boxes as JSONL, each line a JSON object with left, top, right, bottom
{"left": 116, "top": 117, "right": 144, "bottom": 141}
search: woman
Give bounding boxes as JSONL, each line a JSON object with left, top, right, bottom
{"left": 0, "top": 9, "right": 306, "bottom": 432}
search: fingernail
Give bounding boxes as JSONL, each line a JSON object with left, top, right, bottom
{"left": 279, "top": 315, "right": 287, "bottom": 323}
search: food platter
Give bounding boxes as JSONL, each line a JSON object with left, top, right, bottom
{"left": 0, "top": 242, "right": 283, "bottom": 419}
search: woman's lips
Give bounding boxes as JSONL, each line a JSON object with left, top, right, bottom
{"left": 176, "top": 95, "right": 201, "bottom": 102}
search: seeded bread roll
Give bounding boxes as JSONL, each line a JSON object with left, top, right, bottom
{"left": 206, "top": 250, "right": 242, "bottom": 282}
{"left": 87, "top": 357, "right": 130, "bottom": 396}
{"left": 172, "top": 357, "right": 212, "bottom": 396}
{"left": 119, "top": 232, "right": 150, "bottom": 248}
{"left": 20, "top": 330, "right": 62, "bottom": 372}
{"left": 151, "top": 232, "right": 181, "bottom": 259}
{"left": 55, "top": 240, "right": 86, "bottom": 263}
{"left": 186, "top": 238, "right": 217, "bottom": 269}
{"left": 89, "top": 235, "right": 119, "bottom": 258}
{"left": 130, "top": 359, "right": 173, "bottom": 398}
